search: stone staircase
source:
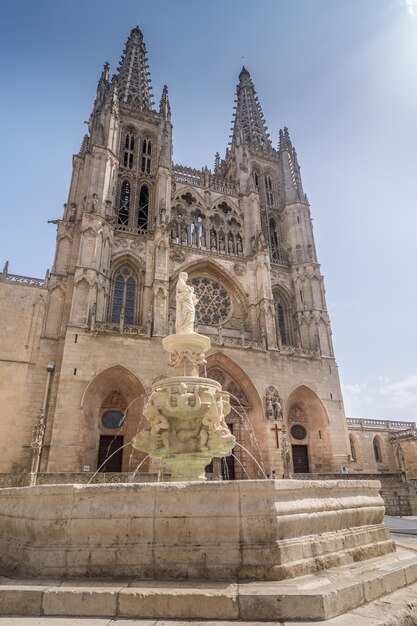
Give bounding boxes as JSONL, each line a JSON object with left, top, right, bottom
{"left": 1, "top": 547, "right": 417, "bottom": 622}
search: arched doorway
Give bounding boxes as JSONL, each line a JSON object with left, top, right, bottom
{"left": 81, "top": 365, "right": 147, "bottom": 473}
{"left": 204, "top": 353, "right": 266, "bottom": 479}
{"left": 284, "top": 385, "right": 332, "bottom": 474}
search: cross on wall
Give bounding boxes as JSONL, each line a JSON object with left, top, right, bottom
{"left": 271, "top": 422, "right": 280, "bottom": 448}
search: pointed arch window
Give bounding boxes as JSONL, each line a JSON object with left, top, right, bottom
{"left": 137, "top": 185, "right": 149, "bottom": 231}
{"left": 269, "top": 218, "right": 280, "bottom": 261}
{"left": 141, "top": 138, "right": 151, "bottom": 174}
{"left": 349, "top": 436, "right": 357, "bottom": 462}
{"left": 275, "top": 301, "right": 288, "bottom": 346}
{"left": 118, "top": 181, "right": 130, "bottom": 226}
{"left": 265, "top": 175, "right": 274, "bottom": 207}
{"left": 112, "top": 267, "right": 136, "bottom": 325}
{"left": 373, "top": 437, "right": 382, "bottom": 463}
{"left": 123, "top": 133, "right": 135, "bottom": 169}
{"left": 253, "top": 171, "right": 259, "bottom": 190}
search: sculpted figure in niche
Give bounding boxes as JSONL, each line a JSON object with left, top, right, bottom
{"left": 273, "top": 397, "right": 283, "bottom": 420}
{"left": 175, "top": 272, "right": 198, "bottom": 334}
{"left": 266, "top": 397, "right": 274, "bottom": 420}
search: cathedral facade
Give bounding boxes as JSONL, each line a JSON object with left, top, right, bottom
{"left": 2, "top": 26, "right": 404, "bottom": 481}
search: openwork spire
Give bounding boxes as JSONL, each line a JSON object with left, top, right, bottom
{"left": 115, "top": 26, "right": 154, "bottom": 109}
{"left": 230, "top": 66, "right": 272, "bottom": 152}
{"left": 279, "top": 127, "right": 305, "bottom": 203}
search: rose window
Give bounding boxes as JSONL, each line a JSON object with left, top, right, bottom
{"left": 290, "top": 424, "right": 307, "bottom": 440}
{"left": 191, "top": 277, "right": 231, "bottom": 326}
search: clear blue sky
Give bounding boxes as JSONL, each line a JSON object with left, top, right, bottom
{"left": 1, "top": 0, "right": 416, "bottom": 420}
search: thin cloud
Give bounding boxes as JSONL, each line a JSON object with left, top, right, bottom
{"left": 379, "top": 374, "right": 417, "bottom": 409}
{"left": 341, "top": 382, "right": 367, "bottom": 396}
{"left": 404, "top": 0, "right": 417, "bottom": 17}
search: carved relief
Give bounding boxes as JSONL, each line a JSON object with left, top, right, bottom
{"left": 113, "top": 238, "right": 145, "bottom": 257}
{"left": 170, "top": 249, "right": 185, "bottom": 264}
{"left": 288, "top": 403, "right": 307, "bottom": 424}
{"left": 265, "top": 386, "right": 283, "bottom": 421}
{"left": 134, "top": 382, "right": 234, "bottom": 457}
{"left": 167, "top": 349, "right": 207, "bottom": 369}
{"left": 233, "top": 262, "right": 245, "bottom": 276}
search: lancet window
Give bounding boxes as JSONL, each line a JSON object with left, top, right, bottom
{"left": 273, "top": 291, "right": 294, "bottom": 347}
{"left": 118, "top": 181, "right": 130, "bottom": 226}
{"left": 170, "top": 199, "right": 243, "bottom": 257}
{"left": 137, "top": 185, "right": 149, "bottom": 231}
{"left": 350, "top": 436, "right": 357, "bottom": 462}
{"left": 265, "top": 175, "right": 274, "bottom": 207}
{"left": 275, "top": 302, "right": 288, "bottom": 345}
{"left": 373, "top": 437, "right": 382, "bottom": 463}
{"left": 123, "top": 133, "right": 135, "bottom": 169}
{"left": 141, "top": 138, "right": 151, "bottom": 174}
{"left": 111, "top": 267, "right": 137, "bottom": 325}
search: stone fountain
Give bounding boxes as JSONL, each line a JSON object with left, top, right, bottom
{"left": 0, "top": 275, "right": 416, "bottom": 621}
{"left": 132, "top": 272, "right": 235, "bottom": 481}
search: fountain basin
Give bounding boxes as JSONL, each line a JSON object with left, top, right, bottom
{"left": 0, "top": 479, "right": 394, "bottom": 580}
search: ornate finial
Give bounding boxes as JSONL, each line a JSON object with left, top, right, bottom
{"left": 214, "top": 152, "right": 221, "bottom": 174}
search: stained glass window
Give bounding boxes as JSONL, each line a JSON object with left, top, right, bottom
{"left": 291, "top": 424, "right": 307, "bottom": 440}
{"left": 275, "top": 301, "right": 288, "bottom": 345}
{"left": 112, "top": 267, "right": 136, "bottom": 324}
{"left": 190, "top": 277, "right": 231, "bottom": 326}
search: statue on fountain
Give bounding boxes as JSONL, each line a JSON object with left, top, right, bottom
{"left": 175, "top": 272, "right": 198, "bottom": 334}
{"left": 132, "top": 272, "right": 236, "bottom": 481}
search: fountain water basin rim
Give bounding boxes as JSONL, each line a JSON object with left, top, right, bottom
{"left": 0, "top": 479, "right": 395, "bottom": 580}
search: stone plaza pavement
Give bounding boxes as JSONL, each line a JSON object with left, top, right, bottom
{"left": 1, "top": 519, "right": 417, "bottom": 625}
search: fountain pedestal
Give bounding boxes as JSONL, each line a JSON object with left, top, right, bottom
{"left": 133, "top": 332, "right": 235, "bottom": 481}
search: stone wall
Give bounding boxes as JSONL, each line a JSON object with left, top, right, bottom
{"left": 293, "top": 472, "right": 417, "bottom": 516}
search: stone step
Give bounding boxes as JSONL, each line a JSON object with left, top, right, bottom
{"left": 0, "top": 548, "right": 417, "bottom": 622}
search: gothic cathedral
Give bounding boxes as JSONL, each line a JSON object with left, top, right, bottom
{"left": 0, "top": 27, "right": 352, "bottom": 479}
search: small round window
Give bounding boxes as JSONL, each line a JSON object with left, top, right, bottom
{"left": 290, "top": 424, "right": 307, "bottom": 440}
{"left": 101, "top": 410, "right": 124, "bottom": 429}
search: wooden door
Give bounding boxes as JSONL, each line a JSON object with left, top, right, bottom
{"left": 97, "top": 435, "right": 124, "bottom": 472}
{"left": 292, "top": 444, "right": 309, "bottom": 474}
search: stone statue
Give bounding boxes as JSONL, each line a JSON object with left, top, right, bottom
{"left": 266, "top": 397, "right": 274, "bottom": 420}
{"left": 175, "top": 272, "right": 198, "bottom": 335}
{"left": 273, "top": 398, "right": 283, "bottom": 420}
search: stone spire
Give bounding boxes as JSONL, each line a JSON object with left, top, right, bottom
{"left": 159, "top": 85, "right": 171, "bottom": 121}
{"left": 279, "top": 127, "right": 305, "bottom": 203}
{"left": 230, "top": 66, "right": 273, "bottom": 153}
{"left": 115, "top": 26, "right": 154, "bottom": 109}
